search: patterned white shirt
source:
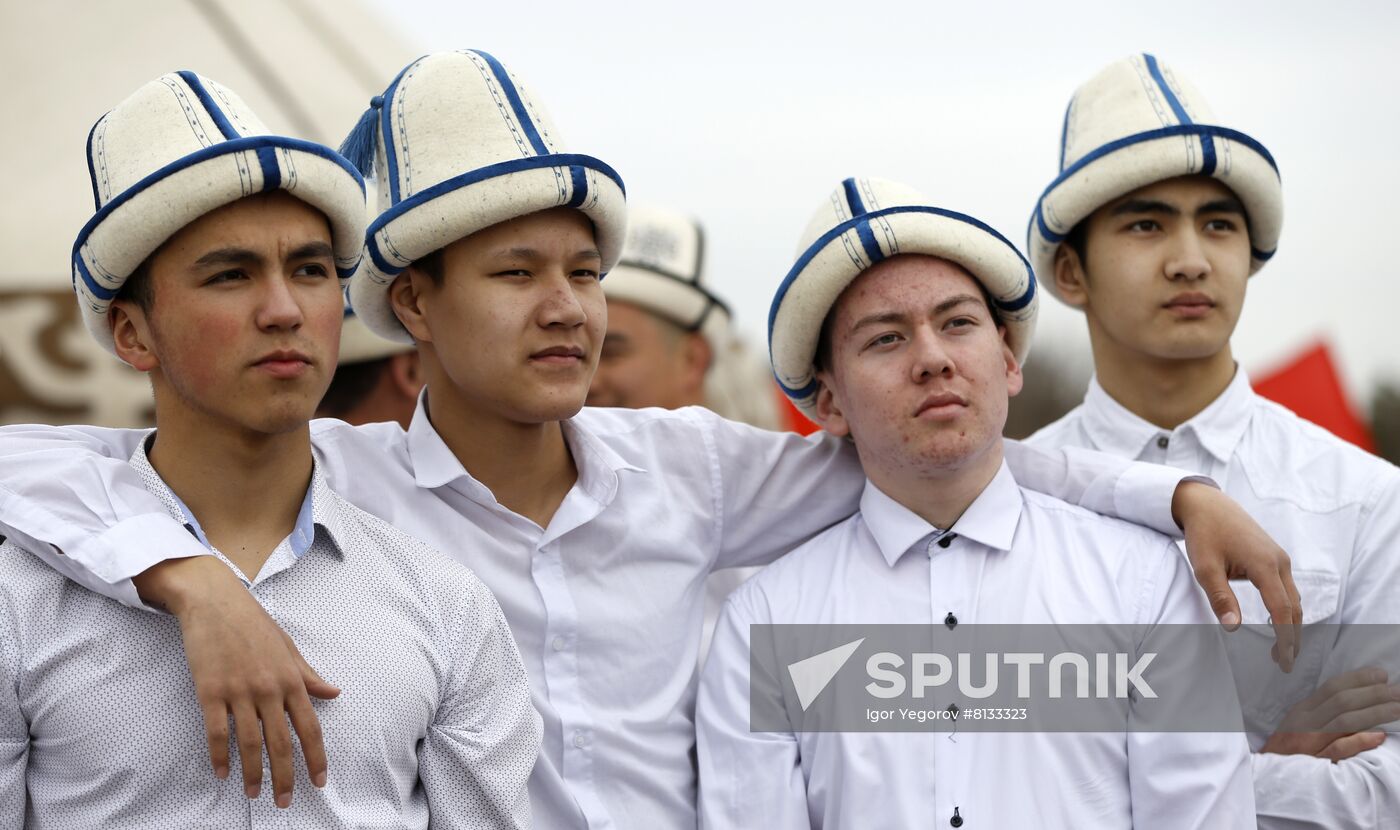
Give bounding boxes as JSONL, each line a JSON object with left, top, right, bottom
{"left": 697, "top": 461, "right": 1255, "bottom": 829}
{"left": 0, "top": 434, "right": 540, "bottom": 829}
{"left": 1029, "top": 369, "right": 1400, "bottom": 829}
{"left": 0, "top": 403, "right": 1193, "bottom": 829}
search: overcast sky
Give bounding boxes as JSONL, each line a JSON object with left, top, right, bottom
{"left": 372, "top": 0, "right": 1399, "bottom": 402}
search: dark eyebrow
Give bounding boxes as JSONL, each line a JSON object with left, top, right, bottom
{"left": 848, "top": 295, "right": 984, "bottom": 334}
{"left": 193, "top": 247, "right": 262, "bottom": 268}
{"left": 1110, "top": 198, "right": 1180, "bottom": 217}
{"left": 933, "top": 294, "right": 984, "bottom": 316}
{"left": 1196, "top": 197, "right": 1246, "bottom": 217}
{"left": 288, "top": 241, "right": 334, "bottom": 261}
{"left": 491, "top": 247, "right": 603, "bottom": 261}
{"left": 849, "top": 311, "right": 908, "bottom": 333}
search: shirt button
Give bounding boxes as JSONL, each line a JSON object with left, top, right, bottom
{"left": 944, "top": 612, "right": 958, "bottom": 630}
{"left": 950, "top": 807, "right": 964, "bottom": 827}
{"left": 572, "top": 732, "right": 588, "bottom": 748}
{"left": 937, "top": 534, "right": 954, "bottom": 549}
{"left": 552, "top": 636, "right": 567, "bottom": 652}
{"left": 1156, "top": 435, "right": 1169, "bottom": 449}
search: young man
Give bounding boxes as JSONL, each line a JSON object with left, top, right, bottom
{"left": 697, "top": 177, "right": 1256, "bottom": 828}
{"left": 0, "top": 51, "right": 1298, "bottom": 829}
{"left": 0, "top": 73, "right": 538, "bottom": 826}
{"left": 586, "top": 202, "right": 784, "bottom": 430}
{"left": 1026, "top": 54, "right": 1400, "bottom": 828}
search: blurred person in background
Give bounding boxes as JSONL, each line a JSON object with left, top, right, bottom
{"left": 315, "top": 303, "right": 423, "bottom": 428}
{"left": 1025, "top": 54, "right": 1400, "bottom": 829}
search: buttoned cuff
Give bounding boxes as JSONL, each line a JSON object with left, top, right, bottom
{"left": 1115, "top": 463, "right": 1217, "bottom": 538}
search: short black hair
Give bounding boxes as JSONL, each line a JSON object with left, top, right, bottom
{"left": 317, "top": 357, "right": 391, "bottom": 418}
{"left": 115, "top": 258, "right": 155, "bottom": 310}
{"left": 1062, "top": 219, "right": 1090, "bottom": 273}
{"left": 413, "top": 247, "right": 445, "bottom": 285}
{"left": 812, "top": 273, "right": 1004, "bottom": 373}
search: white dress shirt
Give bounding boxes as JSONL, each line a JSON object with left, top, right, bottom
{"left": 697, "top": 461, "right": 1256, "bottom": 829}
{"left": 0, "top": 402, "right": 1193, "bottom": 830}
{"left": 0, "top": 434, "right": 539, "bottom": 829}
{"left": 1029, "top": 369, "right": 1400, "bottom": 829}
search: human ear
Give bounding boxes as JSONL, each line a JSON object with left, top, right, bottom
{"left": 999, "top": 326, "right": 1024, "bottom": 398}
{"left": 812, "top": 372, "right": 851, "bottom": 437}
{"left": 110, "top": 302, "right": 159, "bottom": 372}
{"left": 1052, "top": 245, "right": 1091, "bottom": 310}
{"left": 389, "top": 269, "right": 434, "bottom": 343}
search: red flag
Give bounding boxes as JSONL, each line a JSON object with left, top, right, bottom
{"left": 1252, "top": 341, "right": 1375, "bottom": 452}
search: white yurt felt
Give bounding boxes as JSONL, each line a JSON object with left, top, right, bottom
{"left": 770, "top": 177, "right": 1038, "bottom": 419}
{"left": 342, "top": 49, "right": 628, "bottom": 343}
{"left": 73, "top": 71, "right": 367, "bottom": 355}
{"left": 603, "top": 203, "right": 731, "bottom": 346}
{"left": 1028, "top": 53, "right": 1283, "bottom": 301}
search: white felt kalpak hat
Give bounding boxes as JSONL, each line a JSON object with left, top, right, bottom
{"left": 1028, "top": 53, "right": 1283, "bottom": 300}
{"left": 73, "top": 71, "right": 367, "bottom": 355}
{"left": 770, "top": 177, "right": 1038, "bottom": 418}
{"left": 603, "top": 203, "right": 731, "bottom": 345}
{"left": 341, "top": 49, "right": 628, "bottom": 343}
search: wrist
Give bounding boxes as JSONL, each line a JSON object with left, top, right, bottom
{"left": 132, "top": 554, "right": 227, "bottom": 616}
{"left": 1170, "top": 478, "right": 1218, "bottom": 529}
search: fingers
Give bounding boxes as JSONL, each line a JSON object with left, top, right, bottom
{"left": 1321, "top": 699, "right": 1400, "bottom": 736}
{"left": 201, "top": 700, "right": 231, "bottom": 780}
{"left": 1319, "top": 731, "right": 1388, "bottom": 763}
{"left": 1304, "top": 668, "right": 1388, "bottom": 711}
{"left": 231, "top": 701, "right": 264, "bottom": 799}
{"left": 287, "top": 690, "right": 329, "bottom": 789}
{"left": 1193, "top": 562, "right": 1242, "bottom": 632}
{"left": 259, "top": 698, "right": 296, "bottom": 809}
{"left": 1249, "top": 565, "right": 1297, "bottom": 673}
{"left": 285, "top": 632, "right": 340, "bottom": 701}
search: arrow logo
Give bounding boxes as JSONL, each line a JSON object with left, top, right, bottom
{"left": 787, "top": 638, "right": 865, "bottom": 710}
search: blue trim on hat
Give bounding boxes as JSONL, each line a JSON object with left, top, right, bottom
{"left": 469, "top": 49, "right": 550, "bottom": 156}
{"left": 72, "top": 254, "right": 113, "bottom": 301}
{"left": 1032, "top": 123, "right": 1278, "bottom": 244}
{"left": 1252, "top": 246, "right": 1275, "bottom": 262}
{"left": 1057, "top": 95, "right": 1074, "bottom": 171}
{"left": 842, "top": 178, "right": 868, "bottom": 217}
{"left": 769, "top": 204, "right": 1035, "bottom": 399}
{"left": 85, "top": 115, "right": 106, "bottom": 212}
{"left": 256, "top": 146, "right": 281, "bottom": 191}
{"left": 378, "top": 58, "right": 421, "bottom": 206}
{"left": 1143, "top": 54, "right": 1216, "bottom": 174}
{"left": 175, "top": 71, "right": 240, "bottom": 141}
{"left": 567, "top": 164, "right": 589, "bottom": 208}
{"left": 840, "top": 179, "right": 883, "bottom": 264}
{"left": 72, "top": 136, "right": 365, "bottom": 300}
{"left": 366, "top": 152, "right": 626, "bottom": 277}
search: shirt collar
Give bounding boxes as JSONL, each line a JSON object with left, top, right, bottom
{"left": 130, "top": 432, "right": 341, "bottom": 560}
{"left": 1080, "top": 366, "right": 1255, "bottom": 465}
{"left": 406, "top": 391, "right": 645, "bottom": 506}
{"left": 859, "top": 460, "right": 1023, "bottom": 568}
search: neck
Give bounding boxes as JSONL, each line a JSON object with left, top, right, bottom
{"left": 147, "top": 404, "right": 312, "bottom": 580}
{"left": 420, "top": 379, "right": 578, "bottom": 528}
{"left": 1086, "top": 323, "right": 1237, "bottom": 431}
{"left": 867, "top": 439, "right": 1004, "bottom": 530}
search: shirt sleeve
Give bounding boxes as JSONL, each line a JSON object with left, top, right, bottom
{"left": 1127, "top": 538, "right": 1258, "bottom": 828}
{"left": 696, "top": 585, "right": 812, "bottom": 830}
{"left": 1003, "top": 439, "right": 1208, "bottom": 538}
{"left": 0, "top": 424, "right": 206, "bottom": 609}
{"left": 420, "top": 576, "right": 541, "bottom": 830}
{"left": 0, "top": 584, "right": 28, "bottom": 827}
{"left": 1250, "top": 470, "right": 1400, "bottom": 829}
